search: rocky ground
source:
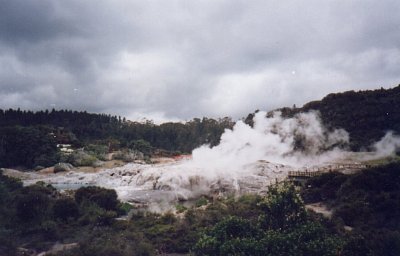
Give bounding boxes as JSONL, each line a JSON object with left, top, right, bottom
{"left": 2, "top": 152, "right": 381, "bottom": 213}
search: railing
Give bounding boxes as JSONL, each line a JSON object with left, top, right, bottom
{"left": 288, "top": 164, "right": 368, "bottom": 179}
{"left": 288, "top": 171, "right": 324, "bottom": 178}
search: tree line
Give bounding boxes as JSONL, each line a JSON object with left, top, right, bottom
{"left": 276, "top": 85, "right": 400, "bottom": 151}
{"left": 0, "top": 108, "right": 234, "bottom": 168}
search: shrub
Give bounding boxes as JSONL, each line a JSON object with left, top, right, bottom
{"left": 53, "top": 198, "right": 79, "bottom": 221}
{"left": 85, "top": 144, "right": 109, "bottom": 161}
{"left": 0, "top": 126, "right": 59, "bottom": 168}
{"left": 0, "top": 229, "right": 16, "bottom": 256}
{"left": 67, "top": 151, "right": 98, "bottom": 167}
{"left": 37, "top": 220, "right": 59, "bottom": 240}
{"left": 118, "top": 202, "right": 133, "bottom": 215}
{"left": 258, "top": 182, "right": 307, "bottom": 230}
{"left": 75, "top": 186, "right": 119, "bottom": 211}
{"left": 193, "top": 216, "right": 260, "bottom": 255}
{"left": 34, "top": 153, "right": 60, "bottom": 168}
{"left": 195, "top": 197, "right": 209, "bottom": 208}
{"left": 69, "top": 231, "right": 155, "bottom": 256}
{"left": 160, "top": 211, "right": 177, "bottom": 225}
{"left": 15, "top": 190, "right": 50, "bottom": 222}
{"left": 341, "top": 235, "right": 371, "bottom": 256}
{"left": 54, "top": 162, "right": 74, "bottom": 173}
{"left": 78, "top": 202, "right": 117, "bottom": 226}
{"left": 113, "top": 149, "right": 144, "bottom": 162}
{"left": 128, "top": 139, "right": 153, "bottom": 155}
{"left": 0, "top": 170, "right": 23, "bottom": 191}
{"left": 175, "top": 204, "right": 187, "bottom": 213}
{"left": 194, "top": 218, "right": 343, "bottom": 256}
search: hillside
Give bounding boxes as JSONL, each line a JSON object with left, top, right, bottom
{"left": 2, "top": 85, "right": 400, "bottom": 169}
{"left": 301, "top": 162, "right": 400, "bottom": 255}
{"left": 273, "top": 85, "right": 400, "bottom": 151}
{"left": 0, "top": 109, "right": 234, "bottom": 168}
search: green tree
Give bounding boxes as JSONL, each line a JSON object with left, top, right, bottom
{"left": 128, "top": 139, "right": 153, "bottom": 155}
{"left": 258, "top": 182, "right": 307, "bottom": 230}
{"left": 0, "top": 126, "right": 59, "bottom": 168}
{"left": 193, "top": 216, "right": 261, "bottom": 256}
{"left": 15, "top": 189, "right": 50, "bottom": 222}
{"left": 193, "top": 191, "right": 342, "bottom": 256}
{"left": 53, "top": 198, "right": 79, "bottom": 221}
{"left": 75, "top": 186, "right": 119, "bottom": 211}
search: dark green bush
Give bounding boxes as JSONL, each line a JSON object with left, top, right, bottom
{"left": 195, "top": 197, "right": 209, "bottom": 208}
{"left": 128, "top": 139, "right": 153, "bottom": 155}
{"left": 341, "top": 235, "right": 371, "bottom": 256}
{"left": 258, "top": 182, "right": 307, "bottom": 230}
{"left": 0, "top": 126, "right": 59, "bottom": 168}
{"left": 78, "top": 202, "right": 117, "bottom": 226}
{"left": 301, "top": 163, "right": 400, "bottom": 255}
{"left": 53, "top": 198, "right": 79, "bottom": 221}
{"left": 0, "top": 229, "right": 16, "bottom": 256}
{"left": 75, "top": 186, "right": 119, "bottom": 211}
{"left": 14, "top": 190, "right": 50, "bottom": 222}
{"left": 85, "top": 144, "right": 109, "bottom": 160}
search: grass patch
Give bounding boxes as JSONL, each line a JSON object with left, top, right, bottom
{"left": 363, "top": 155, "right": 400, "bottom": 166}
{"left": 175, "top": 204, "right": 187, "bottom": 213}
{"left": 195, "top": 197, "right": 209, "bottom": 208}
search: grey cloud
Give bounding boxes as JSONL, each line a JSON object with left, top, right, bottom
{"left": 0, "top": 0, "right": 400, "bottom": 122}
{"left": 0, "top": 1, "right": 70, "bottom": 44}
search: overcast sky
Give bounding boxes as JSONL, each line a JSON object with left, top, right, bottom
{"left": 1, "top": 0, "right": 399, "bottom": 122}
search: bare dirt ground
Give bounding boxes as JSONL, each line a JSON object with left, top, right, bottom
{"left": 2, "top": 168, "right": 35, "bottom": 179}
{"left": 150, "top": 157, "right": 177, "bottom": 164}
{"left": 2, "top": 156, "right": 181, "bottom": 179}
{"left": 2, "top": 159, "right": 127, "bottom": 180}
{"left": 37, "top": 166, "right": 55, "bottom": 174}
{"left": 305, "top": 202, "right": 333, "bottom": 218}
{"left": 75, "top": 160, "right": 126, "bottom": 173}
{"left": 31, "top": 160, "right": 126, "bottom": 174}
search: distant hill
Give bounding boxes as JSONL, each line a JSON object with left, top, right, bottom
{"left": 2, "top": 85, "right": 400, "bottom": 168}
{"left": 0, "top": 109, "right": 234, "bottom": 168}
{"left": 279, "top": 85, "right": 400, "bottom": 150}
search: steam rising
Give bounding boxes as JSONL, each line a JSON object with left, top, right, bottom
{"left": 191, "top": 111, "right": 349, "bottom": 169}
{"left": 22, "top": 111, "right": 400, "bottom": 207}
{"left": 371, "top": 131, "right": 400, "bottom": 157}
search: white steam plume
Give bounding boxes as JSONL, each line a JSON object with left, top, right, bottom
{"left": 191, "top": 110, "right": 349, "bottom": 169}
{"left": 371, "top": 131, "right": 400, "bottom": 158}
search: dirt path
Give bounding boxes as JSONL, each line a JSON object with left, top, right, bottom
{"left": 305, "top": 202, "right": 333, "bottom": 218}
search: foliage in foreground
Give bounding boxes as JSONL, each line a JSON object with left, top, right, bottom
{"left": 302, "top": 162, "right": 400, "bottom": 256}
{"left": 2, "top": 163, "right": 400, "bottom": 255}
{"left": 193, "top": 183, "right": 343, "bottom": 256}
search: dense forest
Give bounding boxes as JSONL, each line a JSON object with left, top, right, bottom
{"left": 275, "top": 85, "right": 400, "bottom": 151}
{"left": 0, "top": 109, "right": 234, "bottom": 168}
{"left": 2, "top": 85, "right": 400, "bottom": 168}
{"left": 1, "top": 163, "right": 399, "bottom": 255}
{"left": 0, "top": 109, "right": 234, "bottom": 151}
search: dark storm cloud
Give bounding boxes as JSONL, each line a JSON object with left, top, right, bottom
{"left": 0, "top": 1, "right": 72, "bottom": 44}
{"left": 0, "top": 0, "right": 400, "bottom": 122}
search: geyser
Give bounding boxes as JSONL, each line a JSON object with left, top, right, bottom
{"left": 21, "top": 110, "right": 400, "bottom": 211}
{"left": 24, "top": 111, "right": 358, "bottom": 207}
{"left": 191, "top": 110, "right": 349, "bottom": 169}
